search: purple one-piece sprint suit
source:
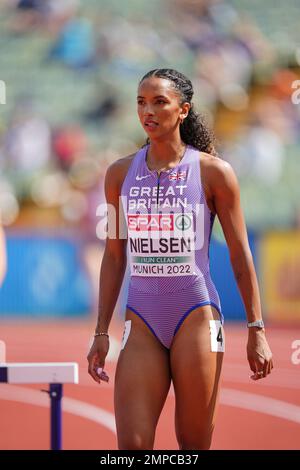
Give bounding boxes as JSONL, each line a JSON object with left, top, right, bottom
{"left": 121, "top": 144, "right": 223, "bottom": 349}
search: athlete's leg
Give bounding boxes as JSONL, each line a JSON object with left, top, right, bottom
{"left": 114, "top": 308, "right": 172, "bottom": 450}
{"left": 170, "top": 305, "right": 224, "bottom": 450}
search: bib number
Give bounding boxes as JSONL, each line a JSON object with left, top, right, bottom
{"left": 209, "top": 320, "right": 225, "bottom": 352}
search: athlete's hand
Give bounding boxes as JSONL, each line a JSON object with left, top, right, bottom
{"left": 247, "top": 329, "right": 274, "bottom": 380}
{"left": 87, "top": 336, "right": 110, "bottom": 384}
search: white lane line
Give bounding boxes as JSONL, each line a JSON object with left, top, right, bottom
{"left": 1, "top": 385, "right": 300, "bottom": 429}
{"left": 221, "top": 388, "right": 300, "bottom": 424}
{"left": 0, "top": 384, "right": 116, "bottom": 434}
{"left": 63, "top": 397, "right": 116, "bottom": 433}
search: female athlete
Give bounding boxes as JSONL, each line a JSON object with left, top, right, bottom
{"left": 87, "top": 68, "right": 273, "bottom": 450}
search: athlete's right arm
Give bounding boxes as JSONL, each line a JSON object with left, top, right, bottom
{"left": 87, "top": 159, "right": 128, "bottom": 384}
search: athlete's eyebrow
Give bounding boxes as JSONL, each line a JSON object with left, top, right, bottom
{"left": 137, "top": 95, "right": 168, "bottom": 100}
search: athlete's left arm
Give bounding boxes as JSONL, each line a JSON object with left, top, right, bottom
{"left": 209, "top": 158, "right": 273, "bottom": 380}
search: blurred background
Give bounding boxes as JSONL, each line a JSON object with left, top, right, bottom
{"left": 0, "top": 0, "right": 300, "bottom": 450}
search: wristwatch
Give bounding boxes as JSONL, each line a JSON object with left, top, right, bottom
{"left": 247, "top": 320, "right": 265, "bottom": 329}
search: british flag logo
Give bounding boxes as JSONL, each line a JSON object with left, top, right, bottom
{"left": 169, "top": 170, "right": 187, "bottom": 181}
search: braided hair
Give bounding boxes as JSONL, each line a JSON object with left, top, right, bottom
{"left": 139, "top": 68, "right": 217, "bottom": 155}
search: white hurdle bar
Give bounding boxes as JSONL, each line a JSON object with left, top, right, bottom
{"left": 0, "top": 361, "right": 79, "bottom": 450}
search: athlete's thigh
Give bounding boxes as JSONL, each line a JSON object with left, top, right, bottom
{"left": 170, "top": 305, "right": 224, "bottom": 448}
{"left": 114, "top": 308, "right": 171, "bottom": 447}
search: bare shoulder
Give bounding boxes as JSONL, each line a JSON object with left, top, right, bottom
{"left": 200, "top": 151, "right": 234, "bottom": 179}
{"left": 199, "top": 152, "right": 238, "bottom": 194}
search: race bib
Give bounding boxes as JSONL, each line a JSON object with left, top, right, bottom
{"left": 121, "top": 320, "right": 131, "bottom": 350}
{"left": 209, "top": 320, "right": 225, "bottom": 352}
{"left": 127, "top": 212, "right": 196, "bottom": 277}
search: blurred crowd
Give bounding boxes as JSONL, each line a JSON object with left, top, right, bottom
{"left": 0, "top": 0, "right": 300, "bottom": 234}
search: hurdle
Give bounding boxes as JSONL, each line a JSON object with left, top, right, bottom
{"left": 0, "top": 343, "right": 79, "bottom": 450}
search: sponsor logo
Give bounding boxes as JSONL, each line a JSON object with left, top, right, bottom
{"left": 136, "top": 174, "right": 151, "bottom": 181}
{"left": 128, "top": 214, "right": 174, "bottom": 231}
{"left": 175, "top": 214, "right": 192, "bottom": 231}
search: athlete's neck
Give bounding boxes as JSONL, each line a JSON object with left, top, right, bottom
{"left": 146, "top": 139, "right": 186, "bottom": 172}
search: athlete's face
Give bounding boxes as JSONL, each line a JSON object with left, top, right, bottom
{"left": 137, "top": 77, "right": 190, "bottom": 139}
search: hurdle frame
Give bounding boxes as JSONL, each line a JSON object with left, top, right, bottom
{"left": 0, "top": 361, "right": 79, "bottom": 450}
